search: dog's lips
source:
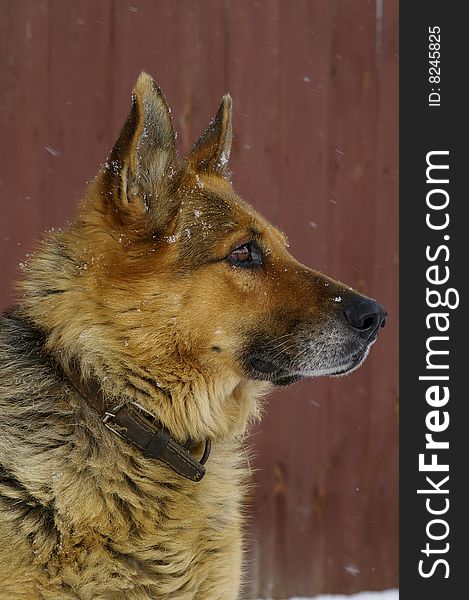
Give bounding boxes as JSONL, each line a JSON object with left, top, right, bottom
{"left": 247, "top": 356, "right": 299, "bottom": 385}
{"left": 249, "top": 357, "right": 277, "bottom": 375}
{"left": 247, "top": 344, "right": 371, "bottom": 385}
{"left": 328, "top": 346, "right": 371, "bottom": 377}
{"left": 271, "top": 374, "right": 304, "bottom": 386}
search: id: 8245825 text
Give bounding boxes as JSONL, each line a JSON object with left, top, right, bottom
{"left": 428, "top": 26, "right": 441, "bottom": 107}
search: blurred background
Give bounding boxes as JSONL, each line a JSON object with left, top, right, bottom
{"left": 0, "top": 1, "right": 398, "bottom": 598}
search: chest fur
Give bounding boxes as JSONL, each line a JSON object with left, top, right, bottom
{"left": 35, "top": 442, "right": 246, "bottom": 599}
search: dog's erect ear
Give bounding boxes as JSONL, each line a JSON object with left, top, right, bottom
{"left": 188, "top": 95, "right": 232, "bottom": 176}
{"left": 103, "top": 72, "right": 179, "bottom": 225}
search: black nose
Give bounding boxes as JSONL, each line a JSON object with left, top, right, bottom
{"left": 342, "top": 296, "right": 387, "bottom": 342}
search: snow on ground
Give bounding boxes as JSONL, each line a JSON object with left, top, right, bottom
{"left": 287, "top": 590, "right": 398, "bottom": 600}
{"left": 260, "top": 590, "right": 398, "bottom": 600}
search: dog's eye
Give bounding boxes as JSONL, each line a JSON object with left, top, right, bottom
{"left": 227, "top": 242, "right": 263, "bottom": 268}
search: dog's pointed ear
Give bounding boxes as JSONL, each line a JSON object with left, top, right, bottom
{"left": 103, "top": 72, "right": 179, "bottom": 224}
{"left": 188, "top": 95, "right": 232, "bottom": 176}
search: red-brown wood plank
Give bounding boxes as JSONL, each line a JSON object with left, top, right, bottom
{"left": 0, "top": 0, "right": 50, "bottom": 308}
{"left": 108, "top": 0, "right": 227, "bottom": 155}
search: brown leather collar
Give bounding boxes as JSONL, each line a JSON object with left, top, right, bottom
{"left": 66, "top": 371, "right": 211, "bottom": 482}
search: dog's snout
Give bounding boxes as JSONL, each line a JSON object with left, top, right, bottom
{"left": 342, "top": 296, "right": 387, "bottom": 341}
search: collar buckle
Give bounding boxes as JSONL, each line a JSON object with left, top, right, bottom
{"left": 102, "top": 403, "right": 125, "bottom": 438}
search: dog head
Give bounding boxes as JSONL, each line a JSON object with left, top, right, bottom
{"left": 23, "top": 73, "right": 386, "bottom": 439}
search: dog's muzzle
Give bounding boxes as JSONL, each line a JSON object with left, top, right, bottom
{"left": 243, "top": 292, "right": 387, "bottom": 384}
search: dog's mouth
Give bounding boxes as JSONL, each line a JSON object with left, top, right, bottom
{"left": 246, "top": 346, "right": 371, "bottom": 386}
{"left": 327, "top": 346, "right": 371, "bottom": 377}
{"left": 248, "top": 358, "right": 304, "bottom": 386}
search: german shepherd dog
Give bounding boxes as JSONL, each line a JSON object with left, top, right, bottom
{"left": 0, "top": 73, "right": 386, "bottom": 599}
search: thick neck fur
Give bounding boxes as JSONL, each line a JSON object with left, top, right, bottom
{"left": 0, "top": 310, "right": 249, "bottom": 598}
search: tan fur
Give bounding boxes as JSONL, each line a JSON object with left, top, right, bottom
{"left": 0, "top": 73, "right": 384, "bottom": 598}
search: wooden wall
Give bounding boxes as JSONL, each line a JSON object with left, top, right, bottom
{"left": 0, "top": 1, "right": 398, "bottom": 597}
